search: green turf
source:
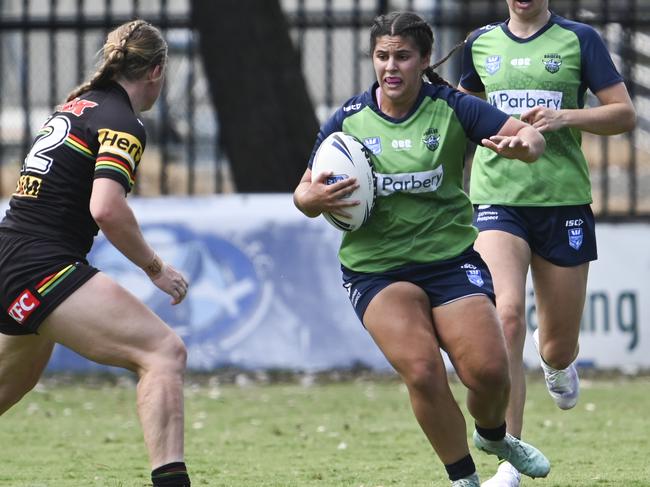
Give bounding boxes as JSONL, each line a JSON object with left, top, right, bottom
{"left": 1, "top": 373, "right": 649, "bottom": 486}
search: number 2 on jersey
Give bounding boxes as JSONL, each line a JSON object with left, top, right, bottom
{"left": 23, "top": 115, "right": 71, "bottom": 174}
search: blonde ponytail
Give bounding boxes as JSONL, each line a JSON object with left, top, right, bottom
{"left": 65, "top": 20, "right": 167, "bottom": 102}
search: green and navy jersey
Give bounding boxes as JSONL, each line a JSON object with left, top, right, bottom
{"left": 0, "top": 82, "right": 145, "bottom": 255}
{"left": 460, "top": 12, "right": 623, "bottom": 206}
{"left": 308, "top": 81, "right": 509, "bottom": 273}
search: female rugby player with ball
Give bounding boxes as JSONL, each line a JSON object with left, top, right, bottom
{"left": 295, "top": 11, "right": 549, "bottom": 487}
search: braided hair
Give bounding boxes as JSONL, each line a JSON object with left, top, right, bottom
{"left": 65, "top": 20, "right": 167, "bottom": 102}
{"left": 369, "top": 11, "right": 465, "bottom": 87}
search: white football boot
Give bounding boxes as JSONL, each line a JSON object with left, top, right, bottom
{"left": 533, "top": 328, "right": 579, "bottom": 410}
{"left": 481, "top": 461, "right": 521, "bottom": 487}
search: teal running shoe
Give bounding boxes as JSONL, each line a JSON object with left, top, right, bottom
{"left": 451, "top": 472, "right": 480, "bottom": 486}
{"left": 473, "top": 431, "right": 550, "bottom": 479}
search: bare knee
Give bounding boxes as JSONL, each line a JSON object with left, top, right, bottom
{"left": 0, "top": 378, "right": 39, "bottom": 415}
{"left": 463, "top": 357, "right": 510, "bottom": 397}
{"left": 399, "top": 358, "right": 447, "bottom": 396}
{"left": 0, "top": 394, "right": 25, "bottom": 415}
{"left": 138, "top": 332, "right": 188, "bottom": 377}
{"left": 480, "top": 361, "right": 509, "bottom": 392}
{"left": 159, "top": 333, "right": 188, "bottom": 373}
{"left": 0, "top": 337, "right": 52, "bottom": 415}
{"left": 498, "top": 303, "right": 527, "bottom": 349}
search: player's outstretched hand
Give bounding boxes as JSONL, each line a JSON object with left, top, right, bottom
{"left": 149, "top": 261, "right": 189, "bottom": 305}
{"left": 482, "top": 135, "right": 531, "bottom": 161}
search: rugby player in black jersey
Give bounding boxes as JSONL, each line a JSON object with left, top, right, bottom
{"left": 0, "top": 20, "right": 191, "bottom": 487}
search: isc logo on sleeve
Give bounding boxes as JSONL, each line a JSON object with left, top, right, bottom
{"left": 7, "top": 289, "right": 41, "bottom": 324}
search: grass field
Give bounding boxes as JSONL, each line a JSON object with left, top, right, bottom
{"left": 1, "top": 372, "right": 648, "bottom": 487}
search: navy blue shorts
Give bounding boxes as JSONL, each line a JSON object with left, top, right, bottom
{"left": 341, "top": 247, "right": 495, "bottom": 323}
{"left": 0, "top": 231, "right": 99, "bottom": 335}
{"left": 473, "top": 204, "right": 597, "bottom": 267}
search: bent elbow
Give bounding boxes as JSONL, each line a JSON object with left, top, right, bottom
{"left": 90, "top": 202, "right": 118, "bottom": 229}
{"left": 614, "top": 105, "right": 637, "bottom": 134}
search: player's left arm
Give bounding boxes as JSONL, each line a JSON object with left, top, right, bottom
{"left": 90, "top": 178, "right": 189, "bottom": 305}
{"left": 482, "top": 117, "right": 546, "bottom": 163}
{"left": 521, "top": 82, "right": 636, "bottom": 136}
{"left": 455, "top": 88, "right": 544, "bottom": 162}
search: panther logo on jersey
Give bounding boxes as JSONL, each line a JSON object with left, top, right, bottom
{"left": 543, "top": 53, "right": 563, "bottom": 74}
{"left": 422, "top": 128, "right": 440, "bottom": 151}
{"left": 59, "top": 98, "right": 98, "bottom": 116}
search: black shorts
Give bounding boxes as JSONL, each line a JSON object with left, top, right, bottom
{"left": 341, "top": 247, "right": 495, "bottom": 324}
{"left": 473, "top": 204, "right": 597, "bottom": 267}
{"left": 0, "top": 231, "right": 99, "bottom": 335}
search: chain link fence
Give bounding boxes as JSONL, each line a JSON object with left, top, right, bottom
{"left": 0, "top": 0, "right": 648, "bottom": 219}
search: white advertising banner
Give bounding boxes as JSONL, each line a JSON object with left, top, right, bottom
{"left": 1, "top": 196, "right": 648, "bottom": 371}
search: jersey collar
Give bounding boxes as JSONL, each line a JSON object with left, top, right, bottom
{"left": 366, "top": 81, "right": 428, "bottom": 123}
{"left": 108, "top": 80, "right": 136, "bottom": 113}
{"left": 500, "top": 11, "right": 558, "bottom": 43}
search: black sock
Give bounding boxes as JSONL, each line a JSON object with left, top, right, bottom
{"left": 475, "top": 422, "right": 507, "bottom": 441}
{"left": 151, "top": 462, "right": 191, "bottom": 487}
{"left": 445, "top": 454, "right": 476, "bottom": 481}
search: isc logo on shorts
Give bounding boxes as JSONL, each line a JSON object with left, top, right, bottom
{"left": 8, "top": 289, "right": 41, "bottom": 324}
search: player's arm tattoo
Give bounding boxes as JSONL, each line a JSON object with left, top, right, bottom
{"left": 143, "top": 253, "right": 163, "bottom": 278}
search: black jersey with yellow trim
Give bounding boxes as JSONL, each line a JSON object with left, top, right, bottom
{"left": 0, "top": 81, "right": 146, "bottom": 256}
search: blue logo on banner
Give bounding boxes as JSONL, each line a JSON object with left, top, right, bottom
{"left": 485, "top": 55, "right": 502, "bottom": 75}
{"left": 363, "top": 136, "right": 382, "bottom": 155}
{"left": 91, "top": 224, "right": 268, "bottom": 349}
{"left": 568, "top": 227, "right": 584, "bottom": 250}
{"left": 40, "top": 204, "right": 396, "bottom": 373}
{"left": 466, "top": 269, "right": 485, "bottom": 287}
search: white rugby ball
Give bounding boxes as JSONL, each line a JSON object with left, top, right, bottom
{"left": 311, "top": 132, "right": 376, "bottom": 231}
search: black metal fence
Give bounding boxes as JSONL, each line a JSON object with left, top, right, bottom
{"left": 1, "top": 0, "right": 648, "bottom": 219}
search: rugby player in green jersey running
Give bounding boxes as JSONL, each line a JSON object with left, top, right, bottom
{"left": 459, "top": 1, "right": 636, "bottom": 485}
{"left": 295, "top": 11, "right": 550, "bottom": 487}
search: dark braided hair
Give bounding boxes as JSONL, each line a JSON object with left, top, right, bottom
{"left": 66, "top": 20, "right": 167, "bottom": 102}
{"left": 370, "top": 11, "right": 465, "bottom": 87}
